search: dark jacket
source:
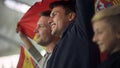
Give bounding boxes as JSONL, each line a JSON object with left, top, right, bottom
{"left": 98, "top": 51, "right": 120, "bottom": 68}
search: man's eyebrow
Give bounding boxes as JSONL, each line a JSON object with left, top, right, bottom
{"left": 37, "top": 23, "right": 40, "bottom": 25}
{"left": 50, "top": 11, "right": 59, "bottom": 16}
{"left": 37, "top": 23, "right": 42, "bottom": 25}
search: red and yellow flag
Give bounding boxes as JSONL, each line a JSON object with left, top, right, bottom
{"left": 17, "top": 46, "right": 35, "bottom": 68}
{"left": 95, "top": 0, "right": 120, "bottom": 12}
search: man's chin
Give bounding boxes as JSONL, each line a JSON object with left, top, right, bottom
{"left": 36, "top": 40, "right": 41, "bottom": 44}
{"left": 51, "top": 31, "right": 55, "bottom": 35}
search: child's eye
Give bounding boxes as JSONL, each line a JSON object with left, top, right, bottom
{"left": 95, "top": 31, "right": 103, "bottom": 35}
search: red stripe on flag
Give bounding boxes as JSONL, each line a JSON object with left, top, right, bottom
{"left": 17, "top": 46, "right": 25, "bottom": 68}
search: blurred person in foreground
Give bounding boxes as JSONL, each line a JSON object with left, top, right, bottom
{"left": 92, "top": 5, "right": 120, "bottom": 68}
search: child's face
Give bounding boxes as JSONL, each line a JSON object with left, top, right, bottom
{"left": 92, "top": 20, "right": 118, "bottom": 54}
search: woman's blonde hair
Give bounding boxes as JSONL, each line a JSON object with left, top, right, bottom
{"left": 92, "top": 5, "right": 120, "bottom": 32}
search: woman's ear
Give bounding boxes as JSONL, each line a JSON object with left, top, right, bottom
{"left": 68, "top": 12, "right": 76, "bottom": 21}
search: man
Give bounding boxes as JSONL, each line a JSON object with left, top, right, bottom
{"left": 19, "top": 10, "right": 59, "bottom": 68}
{"left": 92, "top": 5, "right": 120, "bottom": 68}
{"left": 47, "top": 1, "right": 100, "bottom": 68}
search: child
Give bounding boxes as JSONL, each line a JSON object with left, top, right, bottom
{"left": 92, "top": 5, "right": 120, "bottom": 68}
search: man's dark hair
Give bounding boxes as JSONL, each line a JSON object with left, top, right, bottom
{"left": 39, "top": 10, "right": 51, "bottom": 16}
{"left": 49, "top": 1, "right": 75, "bottom": 15}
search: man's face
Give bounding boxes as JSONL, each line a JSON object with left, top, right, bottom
{"left": 49, "top": 6, "right": 71, "bottom": 36}
{"left": 92, "top": 20, "right": 117, "bottom": 54}
{"left": 35, "top": 16, "right": 54, "bottom": 46}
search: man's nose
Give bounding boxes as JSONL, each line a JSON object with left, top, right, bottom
{"left": 34, "top": 27, "right": 38, "bottom": 33}
{"left": 48, "top": 17, "right": 53, "bottom": 25}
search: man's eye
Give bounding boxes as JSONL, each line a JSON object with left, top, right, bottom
{"left": 53, "top": 13, "right": 56, "bottom": 16}
{"left": 52, "top": 13, "right": 56, "bottom": 17}
{"left": 38, "top": 25, "right": 44, "bottom": 28}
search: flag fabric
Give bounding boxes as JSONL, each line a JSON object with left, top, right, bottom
{"left": 17, "top": 45, "right": 36, "bottom": 68}
{"left": 95, "top": 0, "right": 120, "bottom": 12}
{"left": 17, "top": 0, "right": 57, "bottom": 39}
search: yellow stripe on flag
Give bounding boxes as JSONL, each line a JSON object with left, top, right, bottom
{"left": 22, "top": 48, "right": 35, "bottom": 68}
{"left": 17, "top": 46, "right": 35, "bottom": 68}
